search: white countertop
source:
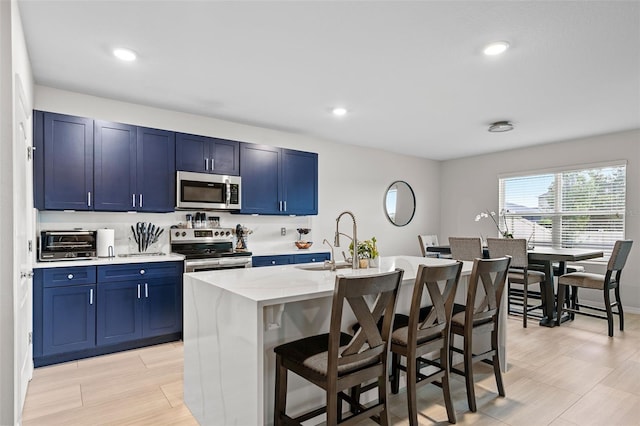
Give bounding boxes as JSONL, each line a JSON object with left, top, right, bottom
{"left": 33, "top": 253, "right": 185, "bottom": 268}
{"left": 185, "top": 255, "right": 472, "bottom": 307}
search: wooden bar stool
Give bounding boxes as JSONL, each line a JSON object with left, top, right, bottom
{"left": 273, "top": 269, "right": 404, "bottom": 425}
{"left": 450, "top": 256, "right": 511, "bottom": 412}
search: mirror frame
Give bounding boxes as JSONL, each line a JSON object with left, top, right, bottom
{"left": 384, "top": 180, "right": 416, "bottom": 227}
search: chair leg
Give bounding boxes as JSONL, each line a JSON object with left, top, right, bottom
{"left": 604, "top": 287, "right": 614, "bottom": 337}
{"left": 440, "top": 346, "right": 456, "bottom": 424}
{"left": 378, "top": 375, "right": 391, "bottom": 426}
{"left": 523, "top": 282, "right": 528, "bottom": 328}
{"left": 274, "top": 355, "right": 287, "bottom": 426}
{"left": 556, "top": 284, "right": 565, "bottom": 327}
{"left": 571, "top": 286, "right": 579, "bottom": 320}
{"left": 615, "top": 285, "right": 624, "bottom": 331}
{"left": 463, "top": 333, "right": 477, "bottom": 412}
{"left": 492, "top": 328, "right": 505, "bottom": 397}
{"left": 507, "top": 282, "right": 512, "bottom": 315}
{"left": 406, "top": 352, "right": 419, "bottom": 426}
{"left": 391, "top": 352, "right": 400, "bottom": 394}
{"left": 326, "top": 387, "right": 338, "bottom": 426}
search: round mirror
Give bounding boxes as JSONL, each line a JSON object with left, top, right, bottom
{"left": 384, "top": 180, "right": 416, "bottom": 227}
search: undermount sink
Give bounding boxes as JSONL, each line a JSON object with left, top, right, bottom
{"left": 296, "top": 261, "right": 352, "bottom": 271}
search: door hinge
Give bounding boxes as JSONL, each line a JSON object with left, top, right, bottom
{"left": 27, "top": 145, "right": 35, "bottom": 161}
{"left": 28, "top": 332, "right": 32, "bottom": 344}
{"left": 28, "top": 240, "right": 33, "bottom": 252}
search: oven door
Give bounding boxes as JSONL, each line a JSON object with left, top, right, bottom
{"left": 184, "top": 257, "right": 252, "bottom": 273}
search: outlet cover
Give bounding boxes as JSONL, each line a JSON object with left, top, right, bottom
{"left": 281, "top": 227, "right": 286, "bottom": 236}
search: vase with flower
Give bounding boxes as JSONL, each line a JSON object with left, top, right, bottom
{"left": 475, "top": 210, "right": 513, "bottom": 238}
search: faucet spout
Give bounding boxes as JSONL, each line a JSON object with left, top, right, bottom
{"left": 335, "top": 211, "right": 358, "bottom": 269}
{"left": 322, "top": 239, "right": 336, "bottom": 271}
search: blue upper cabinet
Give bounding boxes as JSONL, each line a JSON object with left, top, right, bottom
{"left": 94, "top": 120, "right": 137, "bottom": 211}
{"left": 176, "top": 133, "right": 239, "bottom": 176}
{"left": 34, "top": 111, "right": 94, "bottom": 210}
{"left": 136, "top": 127, "right": 175, "bottom": 212}
{"left": 240, "top": 143, "right": 318, "bottom": 215}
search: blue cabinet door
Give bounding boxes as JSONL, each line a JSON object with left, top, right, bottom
{"left": 37, "top": 112, "right": 94, "bottom": 210}
{"left": 240, "top": 143, "right": 281, "bottom": 214}
{"left": 252, "top": 255, "right": 294, "bottom": 267}
{"left": 94, "top": 120, "right": 137, "bottom": 211}
{"left": 142, "top": 277, "right": 182, "bottom": 337}
{"left": 176, "top": 133, "right": 209, "bottom": 173}
{"left": 281, "top": 149, "right": 318, "bottom": 215}
{"left": 137, "top": 127, "right": 175, "bottom": 212}
{"left": 210, "top": 138, "right": 240, "bottom": 175}
{"left": 176, "top": 133, "right": 240, "bottom": 175}
{"left": 42, "top": 284, "right": 96, "bottom": 356}
{"left": 97, "top": 281, "right": 143, "bottom": 346}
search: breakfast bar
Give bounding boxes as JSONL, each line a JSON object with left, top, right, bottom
{"left": 182, "top": 256, "right": 488, "bottom": 425}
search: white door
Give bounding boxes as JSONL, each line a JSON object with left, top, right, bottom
{"left": 14, "top": 74, "right": 33, "bottom": 419}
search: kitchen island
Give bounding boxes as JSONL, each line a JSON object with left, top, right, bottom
{"left": 183, "top": 256, "right": 485, "bottom": 425}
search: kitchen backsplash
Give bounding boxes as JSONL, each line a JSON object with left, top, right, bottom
{"left": 37, "top": 210, "right": 316, "bottom": 257}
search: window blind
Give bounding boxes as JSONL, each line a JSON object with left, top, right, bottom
{"left": 499, "top": 163, "right": 626, "bottom": 256}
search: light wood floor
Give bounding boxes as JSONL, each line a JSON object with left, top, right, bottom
{"left": 22, "top": 313, "right": 640, "bottom": 425}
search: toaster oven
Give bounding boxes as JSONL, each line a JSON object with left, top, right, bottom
{"left": 38, "top": 230, "right": 97, "bottom": 261}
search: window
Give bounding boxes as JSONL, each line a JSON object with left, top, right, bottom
{"left": 499, "top": 162, "right": 626, "bottom": 256}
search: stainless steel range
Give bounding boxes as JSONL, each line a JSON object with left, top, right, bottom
{"left": 170, "top": 228, "right": 252, "bottom": 272}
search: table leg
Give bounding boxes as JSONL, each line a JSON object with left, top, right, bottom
{"left": 538, "top": 260, "right": 556, "bottom": 327}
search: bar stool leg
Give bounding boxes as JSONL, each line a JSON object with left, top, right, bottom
{"left": 274, "top": 354, "right": 287, "bottom": 426}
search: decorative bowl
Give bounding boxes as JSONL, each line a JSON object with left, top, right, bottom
{"left": 295, "top": 241, "right": 313, "bottom": 249}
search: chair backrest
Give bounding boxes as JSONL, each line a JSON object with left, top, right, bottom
{"left": 329, "top": 269, "right": 404, "bottom": 372}
{"left": 448, "top": 237, "right": 482, "bottom": 261}
{"left": 418, "top": 234, "right": 439, "bottom": 257}
{"left": 407, "top": 262, "right": 463, "bottom": 343}
{"left": 607, "top": 240, "right": 633, "bottom": 272}
{"left": 464, "top": 257, "right": 511, "bottom": 327}
{"left": 486, "top": 238, "right": 527, "bottom": 268}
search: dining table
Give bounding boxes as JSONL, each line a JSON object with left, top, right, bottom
{"left": 426, "top": 244, "right": 604, "bottom": 327}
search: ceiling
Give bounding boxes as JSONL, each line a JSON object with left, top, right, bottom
{"left": 17, "top": 0, "right": 640, "bottom": 161}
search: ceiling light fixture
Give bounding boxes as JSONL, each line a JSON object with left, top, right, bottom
{"left": 331, "top": 107, "right": 348, "bottom": 117}
{"left": 113, "top": 48, "right": 137, "bottom": 62}
{"left": 483, "top": 41, "right": 510, "bottom": 56}
{"left": 488, "top": 121, "right": 514, "bottom": 132}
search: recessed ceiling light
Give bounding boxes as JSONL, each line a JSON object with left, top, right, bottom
{"left": 488, "top": 121, "right": 514, "bottom": 132}
{"left": 113, "top": 48, "right": 137, "bottom": 62}
{"left": 483, "top": 41, "right": 510, "bottom": 56}
{"left": 331, "top": 107, "right": 348, "bottom": 117}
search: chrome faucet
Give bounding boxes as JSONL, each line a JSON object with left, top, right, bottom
{"left": 334, "top": 211, "right": 358, "bottom": 269}
{"left": 322, "top": 239, "right": 336, "bottom": 271}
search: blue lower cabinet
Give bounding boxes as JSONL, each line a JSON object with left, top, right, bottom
{"left": 143, "top": 277, "right": 182, "bottom": 337}
{"left": 97, "top": 281, "right": 143, "bottom": 346}
{"left": 42, "top": 284, "right": 96, "bottom": 356}
{"left": 294, "top": 253, "right": 331, "bottom": 264}
{"left": 252, "top": 252, "right": 330, "bottom": 267}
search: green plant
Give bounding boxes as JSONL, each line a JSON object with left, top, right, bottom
{"left": 349, "top": 237, "right": 378, "bottom": 259}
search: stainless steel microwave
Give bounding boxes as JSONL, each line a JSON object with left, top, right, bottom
{"left": 176, "top": 171, "right": 241, "bottom": 210}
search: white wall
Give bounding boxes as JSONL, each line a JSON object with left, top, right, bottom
{"left": 34, "top": 86, "right": 440, "bottom": 259}
{"left": 440, "top": 130, "right": 640, "bottom": 311}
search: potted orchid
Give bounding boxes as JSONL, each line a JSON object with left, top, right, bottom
{"left": 475, "top": 210, "right": 513, "bottom": 238}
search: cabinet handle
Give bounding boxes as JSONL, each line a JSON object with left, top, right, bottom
{"left": 211, "top": 158, "right": 215, "bottom": 170}
{"left": 271, "top": 260, "right": 276, "bottom": 265}
{"left": 279, "top": 201, "right": 283, "bottom": 211}
{"left": 132, "top": 194, "right": 136, "bottom": 208}
{"left": 139, "top": 194, "right": 143, "bottom": 208}
{"left": 87, "top": 192, "right": 91, "bottom": 207}
{"left": 205, "top": 158, "right": 209, "bottom": 171}
{"left": 137, "top": 284, "right": 141, "bottom": 299}
{"left": 145, "top": 283, "right": 149, "bottom": 298}
{"left": 140, "top": 269, "right": 145, "bottom": 275}
{"left": 89, "top": 288, "right": 94, "bottom": 305}
{"left": 283, "top": 201, "right": 287, "bottom": 211}
{"left": 68, "top": 274, "right": 74, "bottom": 280}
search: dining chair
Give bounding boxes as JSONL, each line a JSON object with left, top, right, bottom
{"left": 487, "top": 238, "right": 545, "bottom": 328}
{"left": 450, "top": 256, "right": 511, "bottom": 412}
{"left": 389, "top": 262, "right": 463, "bottom": 425}
{"left": 418, "top": 234, "right": 440, "bottom": 258}
{"left": 448, "top": 237, "right": 482, "bottom": 261}
{"left": 557, "top": 240, "right": 633, "bottom": 337}
{"left": 273, "top": 269, "right": 404, "bottom": 425}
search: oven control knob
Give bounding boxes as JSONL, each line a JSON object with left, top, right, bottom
{"left": 214, "top": 231, "right": 219, "bottom": 236}
{"left": 225, "top": 231, "right": 231, "bottom": 236}
{"left": 182, "top": 231, "right": 187, "bottom": 237}
{"left": 175, "top": 231, "right": 180, "bottom": 237}
{"left": 140, "top": 269, "right": 145, "bottom": 275}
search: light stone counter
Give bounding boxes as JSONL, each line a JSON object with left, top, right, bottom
{"left": 183, "top": 256, "right": 506, "bottom": 426}
{"left": 33, "top": 253, "right": 185, "bottom": 268}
